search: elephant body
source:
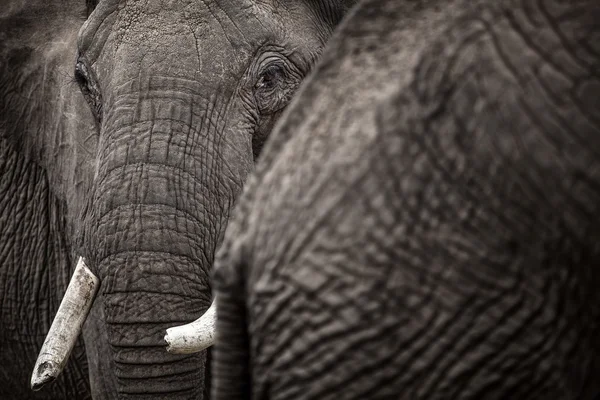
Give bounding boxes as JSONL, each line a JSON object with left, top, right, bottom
{"left": 1, "top": 0, "right": 355, "bottom": 398}
{"left": 213, "top": 0, "right": 600, "bottom": 398}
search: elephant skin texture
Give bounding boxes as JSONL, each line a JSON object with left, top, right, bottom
{"left": 1, "top": 0, "right": 98, "bottom": 398}
{"left": 213, "top": 0, "right": 600, "bottom": 399}
{"left": 0, "top": 0, "right": 355, "bottom": 398}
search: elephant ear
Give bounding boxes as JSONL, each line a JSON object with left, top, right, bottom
{"left": 0, "top": 0, "right": 93, "bottom": 163}
{"left": 0, "top": 2, "right": 96, "bottom": 398}
{"left": 0, "top": 0, "right": 98, "bottom": 197}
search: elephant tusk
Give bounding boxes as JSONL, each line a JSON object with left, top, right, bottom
{"left": 31, "top": 257, "right": 99, "bottom": 391}
{"left": 164, "top": 299, "right": 216, "bottom": 354}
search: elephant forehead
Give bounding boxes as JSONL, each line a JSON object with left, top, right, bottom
{"left": 111, "top": 0, "right": 264, "bottom": 46}
{"left": 87, "top": 0, "right": 274, "bottom": 82}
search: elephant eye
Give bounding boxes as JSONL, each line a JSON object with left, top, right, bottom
{"left": 255, "top": 64, "right": 284, "bottom": 91}
{"left": 74, "top": 61, "right": 89, "bottom": 87}
{"left": 253, "top": 59, "right": 300, "bottom": 115}
{"left": 74, "top": 58, "right": 103, "bottom": 123}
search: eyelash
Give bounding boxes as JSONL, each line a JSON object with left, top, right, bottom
{"left": 73, "top": 59, "right": 103, "bottom": 123}
{"left": 74, "top": 61, "right": 89, "bottom": 87}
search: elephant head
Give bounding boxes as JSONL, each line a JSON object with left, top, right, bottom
{"left": 24, "top": 0, "right": 355, "bottom": 398}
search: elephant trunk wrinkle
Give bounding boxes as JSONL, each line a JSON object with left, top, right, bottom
{"left": 83, "top": 111, "right": 226, "bottom": 272}
{"left": 100, "top": 254, "right": 209, "bottom": 399}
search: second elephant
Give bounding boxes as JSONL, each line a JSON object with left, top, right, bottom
{"left": 213, "top": 0, "right": 600, "bottom": 398}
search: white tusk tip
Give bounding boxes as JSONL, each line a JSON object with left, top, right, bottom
{"left": 164, "top": 326, "right": 213, "bottom": 354}
{"left": 31, "top": 360, "right": 59, "bottom": 391}
{"left": 164, "top": 300, "right": 217, "bottom": 354}
{"left": 164, "top": 328, "right": 179, "bottom": 353}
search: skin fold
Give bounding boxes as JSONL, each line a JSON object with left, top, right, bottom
{"left": 1, "top": 0, "right": 355, "bottom": 398}
{"left": 213, "top": 0, "right": 600, "bottom": 399}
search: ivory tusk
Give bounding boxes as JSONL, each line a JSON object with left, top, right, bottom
{"left": 164, "top": 299, "right": 216, "bottom": 354}
{"left": 31, "top": 257, "right": 99, "bottom": 391}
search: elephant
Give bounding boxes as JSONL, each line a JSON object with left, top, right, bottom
{"left": 1, "top": 0, "right": 356, "bottom": 398}
{"left": 212, "top": 0, "right": 600, "bottom": 398}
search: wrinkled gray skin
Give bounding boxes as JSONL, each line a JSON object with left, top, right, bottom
{"left": 1, "top": 1, "right": 97, "bottom": 398}
{"left": 0, "top": 0, "right": 354, "bottom": 398}
{"left": 213, "top": 0, "right": 600, "bottom": 398}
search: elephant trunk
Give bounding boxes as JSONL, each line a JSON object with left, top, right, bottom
{"left": 83, "top": 84, "right": 238, "bottom": 397}
{"left": 100, "top": 254, "right": 208, "bottom": 398}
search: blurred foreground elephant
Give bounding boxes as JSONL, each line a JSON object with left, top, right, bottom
{"left": 213, "top": 0, "right": 600, "bottom": 398}
{"left": 0, "top": 0, "right": 355, "bottom": 398}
